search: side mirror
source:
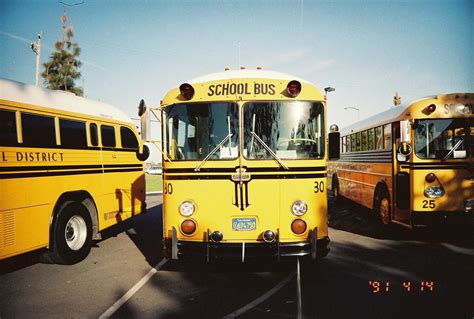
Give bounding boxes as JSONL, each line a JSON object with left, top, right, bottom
{"left": 328, "top": 131, "right": 340, "bottom": 160}
{"left": 400, "top": 120, "right": 410, "bottom": 143}
{"left": 136, "top": 144, "right": 150, "bottom": 161}
{"left": 138, "top": 99, "right": 150, "bottom": 141}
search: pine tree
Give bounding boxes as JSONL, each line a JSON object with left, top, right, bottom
{"left": 42, "top": 11, "right": 83, "bottom": 96}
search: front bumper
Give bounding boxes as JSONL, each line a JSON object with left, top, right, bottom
{"left": 164, "top": 227, "right": 330, "bottom": 262}
{"left": 411, "top": 210, "right": 472, "bottom": 227}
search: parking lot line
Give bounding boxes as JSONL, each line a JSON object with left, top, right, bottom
{"left": 222, "top": 271, "right": 295, "bottom": 318}
{"left": 99, "top": 258, "right": 168, "bottom": 318}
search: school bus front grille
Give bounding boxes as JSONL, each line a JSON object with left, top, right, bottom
{"left": 0, "top": 211, "right": 15, "bottom": 248}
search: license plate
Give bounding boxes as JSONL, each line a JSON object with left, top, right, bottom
{"left": 232, "top": 217, "right": 256, "bottom": 231}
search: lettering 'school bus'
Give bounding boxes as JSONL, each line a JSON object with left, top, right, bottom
{"left": 327, "top": 93, "right": 473, "bottom": 229}
{"left": 0, "top": 79, "right": 149, "bottom": 264}
{"left": 141, "top": 69, "right": 330, "bottom": 262}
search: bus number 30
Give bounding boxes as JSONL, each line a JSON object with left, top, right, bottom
{"left": 314, "top": 181, "right": 324, "bottom": 193}
{"left": 164, "top": 183, "right": 173, "bottom": 195}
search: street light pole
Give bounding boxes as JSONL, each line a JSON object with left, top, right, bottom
{"left": 31, "top": 32, "right": 42, "bottom": 87}
{"left": 344, "top": 106, "right": 360, "bottom": 121}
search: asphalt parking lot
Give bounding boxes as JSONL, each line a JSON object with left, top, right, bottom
{"left": 1, "top": 193, "right": 473, "bottom": 319}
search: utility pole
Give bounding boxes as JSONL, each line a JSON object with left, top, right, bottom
{"left": 31, "top": 32, "right": 42, "bottom": 87}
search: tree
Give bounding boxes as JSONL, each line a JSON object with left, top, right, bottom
{"left": 42, "top": 11, "right": 83, "bottom": 96}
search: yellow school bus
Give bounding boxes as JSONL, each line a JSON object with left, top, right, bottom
{"left": 0, "top": 79, "right": 148, "bottom": 264}
{"left": 143, "top": 69, "right": 330, "bottom": 261}
{"left": 328, "top": 93, "right": 473, "bottom": 228}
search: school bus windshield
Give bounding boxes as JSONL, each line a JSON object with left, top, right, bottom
{"left": 243, "top": 101, "right": 325, "bottom": 160}
{"left": 165, "top": 102, "right": 239, "bottom": 161}
{"left": 414, "top": 118, "right": 472, "bottom": 159}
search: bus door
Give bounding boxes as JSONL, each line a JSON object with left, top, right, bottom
{"left": 393, "top": 120, "right": 411, "bottom": 225}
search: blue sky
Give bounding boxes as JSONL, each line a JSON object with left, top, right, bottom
{"left": 1, "top": 0, "right": 473, "bottom": 131}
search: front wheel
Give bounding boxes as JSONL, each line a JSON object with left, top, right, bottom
{"left": 50, "top": 201, "right": 93, "bottom": 264}
{"left": 374, "top": 188, "right": 391, "bottom": 226}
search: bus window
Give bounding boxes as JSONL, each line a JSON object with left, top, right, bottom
{"left": 60, "top": 119, "right": 87, "bottom": 149}
{"left": 101, "top": 125, "right": 116, "bottom": 147}
{"left": 355, "top": 132, "right": 361, "bottom": 151}
{"left": 90, "top": 123, "right": 98, "bottom": 147}
{"left": 368, "top": 128, "right": 374, "bottom": 150}
{"left": 375, "top": 126, "right": 383, "bottom": 149}
{"left": 346, "top": 135, "right": 351, "bottom": 152}
{"left": 165, "top": 102, "right": 239, "bottom": 160}
{"left": 351, "top": 134, "right": 356, "bottom": 151}
{"left": 121, "top": 126, "right": 139, "bottom": 149}
{"left": 341, "top": 136, "right": 346, "bottom": 153}
{"left": 21, "top": 113, "right": 56, "bottom": 147}
{"left": 414, "top": 118, "right": 468, "bottom": 159}
{"left": 243, "top": 101, "right": 325, "bottom": 159}
{"left": 383, "top": 124, "right": 391, "bottom": 150}
{"left": 361, "top": 130, "right": 367, "bottom": 151}
{"left": 0, "top": 109, "right": 18, "bottom": 146}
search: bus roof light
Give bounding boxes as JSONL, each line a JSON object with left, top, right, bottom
{"left": 287, "top": 80, "right": 301, "bottom": 97}
{"left": 426, "top": 104, "right": 436, "bottom": 114}
{"left": 179, "top": 83, "right": 195, "bottom": 100}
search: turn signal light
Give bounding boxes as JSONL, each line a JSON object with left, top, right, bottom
{"left": 179, "top": 83, "right": 195, "bottom": 100}
{"left": 291, "top": 219, "right": 307, "bottom": 234}
{"left": 425, "top": 173, "right": 436, "bottom": 183}
{"left": 287, "top": 80, "right": 301, "bottom": 97}
{"left": 181, "top": 219, "right": 196, "bottom": 235}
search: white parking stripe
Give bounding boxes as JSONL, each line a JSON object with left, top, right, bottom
{"left": 222, "top": 272, "right": 295, "bottom": 319}
{"left": 99, "top": 258, "right": 168, "bottom": 318}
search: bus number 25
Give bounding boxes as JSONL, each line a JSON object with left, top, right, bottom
{"left": 164, "top": 183, "right": 173, "bottom": 195}
{"left": 422, "top": 200, "right": 435, "bottom": 209}
{"left": 314, "top": 181, "right": 324, "bottom": 193}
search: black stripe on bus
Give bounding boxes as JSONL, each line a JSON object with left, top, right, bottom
{"left": 0, "top": 168, "right": 143, "bottom": 179}
{"left": 400, "top": 165, "right": 472, "bottom": 170}
{"left": 0, "top": 164, "right": 143, "bottom": 172}
{"left": 164, "top": 173, "right": 327, "bottom": 181}
{"left": 163, "top": 166, "right": 327, "bottom": 174}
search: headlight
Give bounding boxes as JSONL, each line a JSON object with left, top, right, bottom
{"left": 179, "top": 201, "right": 195, "bottom": 216}
{"left": 424, "top": 186, "right": 445, "bottom": 198}
{"left": 291, "top": 200, "right": 308, "bottom": 216}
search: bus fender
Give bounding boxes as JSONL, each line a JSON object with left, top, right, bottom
{"left": 49, "top": 191, "right": 100, "bottom": 249}
{"left": 373, "top": 180, "right": 390, "bottom": 211}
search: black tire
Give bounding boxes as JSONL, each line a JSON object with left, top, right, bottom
{"left": 373, "top": 187, "right": 391, "bottom": 226}
{"left": 50, "top": 201, "right": 93, "bottom": 264}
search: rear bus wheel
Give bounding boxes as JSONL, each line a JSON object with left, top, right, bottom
{"left": 50, "top": 202, "right": 92, "bottom": 264}
{"left": 374, "top": 188, "right": 391, "bottom": 226}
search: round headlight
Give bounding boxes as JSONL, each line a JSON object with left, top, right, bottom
{"left": 179, "top": 201, "right": 195, "bottom": 217}
{"left": 424, "top": 186, "right": 445, "bottom": 198}
{"left": 291, "top": 200, "right": 308, "bottom": 216}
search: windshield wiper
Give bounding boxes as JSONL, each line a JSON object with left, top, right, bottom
{"left": 194, "top": 134, "right": 233, "bottom": 171}
{"left": 249, "top": 114, "right": 288, "bottom": 170}
{"left": 442, "top": 138, "right": 464, "bottom": 160}
{"left": 195, "top": 116, "right": 234, "bottom": 172}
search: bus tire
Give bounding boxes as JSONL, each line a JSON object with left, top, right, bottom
{"left": 374, "top": 187, "right": 391, "bottom": 226}
{"left": 50, "top": 201, "right": 93, "bottom": 264}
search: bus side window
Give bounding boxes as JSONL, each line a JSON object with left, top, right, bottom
{"left": 120, "top": 126, "right": 139, "bottom": 149}
{"left": 346, "top": 135, "right": 351, "bottom": 152}
{"left": 375, "top": 126, "right": 383, "bottom": 150}
{"left": 90, "top": 123, "right": 99, "bottom": 147}
{"left": 355, "top": 132, "right": 361, "bottom": 151}
{"left": 21, "top": 113, "right": 56, "bottom": 147}
{"left": 351, "top": 134, "right": 356, "bottom": 152}
{"left": 383, "top": 124, "right": 392, "bottom": 150}
{"left": 368, "top": 128, "right": 375, "bottom": 150}
{"left": 59, "top": 119, "right": 87, "bottom": 149}
{"left": 341, "top": 136, "right": 346, "bottom": 153}
{"left": 361, "top": 130, "right": 367, "bottom": 151}
{"left": 101, "top": 125, "right": 116, "bottom": 148}
{"left": 0, "top": 109, "right": 18, "bottom": 146}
